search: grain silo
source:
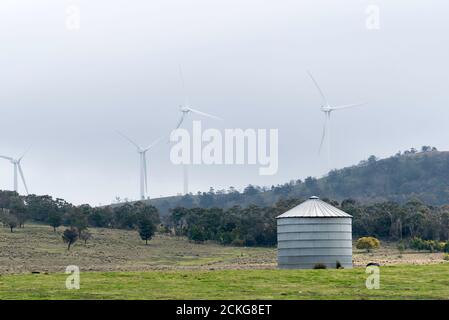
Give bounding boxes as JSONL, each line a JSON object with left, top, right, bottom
{"left": 276, "top": 196, "right": 353, "bottom": 269}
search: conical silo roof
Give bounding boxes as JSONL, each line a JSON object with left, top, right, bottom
{"left": 276, "top": 196, "right": 352, "bottom": 218}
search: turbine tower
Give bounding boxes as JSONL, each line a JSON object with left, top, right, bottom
{"left": 118, "top": 131, "right": 160, "bottom": 201}
{"left": 173, "top": 65, "right": 222, "bottom": 195}
{"left": 307, "top": 70, "right": 366, "bottom": 170}
{"left": 0, "top": 151, "right": 29, "bottom": 195}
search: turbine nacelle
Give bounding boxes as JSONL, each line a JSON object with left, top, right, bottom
{"left": 321, "top": 105, "right": 332, "bottom": 113}
{"left": 174, "top": 106, "right": 222, "bottom": 130}
{"left": 179, "top": 105, "right": 191, "bottom": 113}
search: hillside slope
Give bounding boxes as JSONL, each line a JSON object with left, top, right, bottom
{"left": 146, "top": 150, "right": 449, "bottom": 213}
{"left": 0, "top": 224, "right": 444, "bottom": 275}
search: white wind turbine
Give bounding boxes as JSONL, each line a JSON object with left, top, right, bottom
{"left": 118, "top": 131, "right": 161, "bottom": 201}
{"left": 307, "top": 71, "right": 366, "bottom": 169}
{"left": 0, "top": 151, "right": 29, "bottom": 195}
{"left": 173, "top": 66, "right": 222, "bottom": 194}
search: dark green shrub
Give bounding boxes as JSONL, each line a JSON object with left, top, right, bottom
{"left": 231, "top": 238, "right": 245, "bottom": 247}
{"left": 410, "top": 237, "right": 425, "bottom": 250}
{"left": 138, "top": 218, "right": 156, "bottom": 245}
{"left": 397, "top": 242, "right": 406, "bottom": 253}
{"left": 444, "top": 242, "right": 449, "bottom": 253}
{"left": 188, "top": 225, "right": 206, "bottom": 243}
{"left": 62, "top": 228, "right": 78, "bottom": 250}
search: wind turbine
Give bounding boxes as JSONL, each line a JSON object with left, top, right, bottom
{"left": 118, "top": 131, "right": 161, "bottom": 201}
{"left": 307, "top": 70, "right": 366, "bottom": 170}
{"left": 173, "top": 65, "right": 222, "bottom": 194}
{"left": 0, "top": 151, "right": 29, "bottom": 195}
{"left": 174, "top": 66, "right": 221, "bottom": 129}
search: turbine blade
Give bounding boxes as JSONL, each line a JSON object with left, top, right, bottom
{"left": 307, "top": 70, "right": 329, "bottom": 106}
{"left": 178, "top": 64, "right": 189, "bottom": 106}
{"left": 186, "top": 107, "right": 222, "bottom": 120}
{"left": 174, "top": 112, "right": 187, "bottom": 129}
{"left": 18, "top": 164, "right": 29, "bottom": 194}
{"left": 0, "top": 155, "right": 13, "bottom": 161}
{"left": 318, "top": 114, "right": 328, "bottom": 154}
{"left": 18, "top": 147, "right": 32, "bottom": 161}
{"left": 117, "top": 131, "right": 141, "bottom": 150}
{"left": 143, "top": 153, "right": 148, "bottom": 195}
{"left": 331, "top": 102, "right": 367, "bottom": 111}
{"left": 144, "top": 137, "right": 162, "bottom": 152}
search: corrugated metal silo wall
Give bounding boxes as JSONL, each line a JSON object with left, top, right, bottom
{"left": 277, "top": 217, "right": 352, "bottom": 269}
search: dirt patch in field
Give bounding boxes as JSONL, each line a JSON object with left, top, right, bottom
{"left": 353, "top": 243, "right": 446, "bottom": 267}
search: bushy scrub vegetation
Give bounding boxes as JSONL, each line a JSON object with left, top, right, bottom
{"left": 356, "top": 237, "right": 380, "bottom": 252}
{"left": 408, "top": 237, "right": 449, "bottom": 252}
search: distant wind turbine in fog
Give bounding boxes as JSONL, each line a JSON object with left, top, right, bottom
{"left": 307, "top": 70, "right": 366, "bottom": 170}
{"left": 174, "top": 66, "right": 221, "bottom": 129}
{"left": 117, "top": 131, "right": 161, "bottom": 201}
{"left": 0, "top": 150, "right": 30, "bottom": 194}
{"left": 173, "top": 65, "right": 222, "bottom": 195}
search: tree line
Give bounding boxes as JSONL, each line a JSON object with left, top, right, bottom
{"left": 1, "top": 189, "right": 448, "bottom": 248}
{"left": 0, "top": 191, "right": 160, "bottom": 248}
{"left": 164, "top": 197, "right": 449, "bottom": 246}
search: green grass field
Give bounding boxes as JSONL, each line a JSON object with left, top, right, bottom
{"left": 1, "top": 264, "right": 448, "bottom": 300}
{"left": 2, "top": 224, "right": 448, "bottom": 300}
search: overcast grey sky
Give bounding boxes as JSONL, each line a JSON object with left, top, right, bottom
{"left": 0, "top": 0, "right": 448, "bottom": 205}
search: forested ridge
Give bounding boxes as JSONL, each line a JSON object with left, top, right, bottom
{"left": 150, "top": 147, "right": 449, "bottom": 213}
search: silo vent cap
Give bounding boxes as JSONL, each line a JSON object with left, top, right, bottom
{"left": 309, "top": 196, "right": 319, "bottom": 200}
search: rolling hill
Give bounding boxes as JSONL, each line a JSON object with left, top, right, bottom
{"left": 144, "top": 149, "right": 449, "bottom": 214}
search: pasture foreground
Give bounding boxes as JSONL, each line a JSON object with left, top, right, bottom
{"left": 0, "top": 264, "right": 448, "bottom": 299}
{"left": 1, "top": 224, "right": 448, "bottom": 300}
